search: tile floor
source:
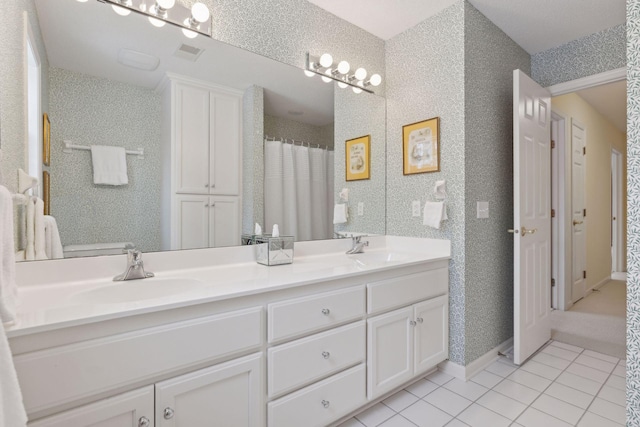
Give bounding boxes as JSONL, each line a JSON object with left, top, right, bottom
{"left": 338, "top": 341, "right": 626, "bottom": 427}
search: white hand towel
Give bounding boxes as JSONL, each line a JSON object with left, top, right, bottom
{"left": 43, "top": 216, "right": 64, "bottom": 260}
{"left": 333, "top": 203, "right": 348, "bottom": 225}
{"left": 90, "top": 145, "right": 128, "bottom": 186}
{"left": 423, "top": 201, "right": 447, "bottom": 229}
{"left": 34, "top": 198, "right": 47, "bottom": 261}
{"left": 25, "top": 198, "right": 35, "bottom": 261}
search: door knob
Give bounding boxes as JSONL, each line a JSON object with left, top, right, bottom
{"left": 521, "top": 227, "right": 537, "bottom": 235}
{"left": 138, "top": 417, "right": 150, "bottom": 427}
{"left": 507, "top": 229, "right": 519, "bottom": 234}
{"left": 164, "top": 407, "right": 174, "bottom": 420}
{"left": 322, "top": 351, "right": 330, "bottom": 359}
{"left": 321, "top": 308, "right": 330, "bottom": 316}
{"left": 573, "top": 220, "right": 584, "bottom": 226}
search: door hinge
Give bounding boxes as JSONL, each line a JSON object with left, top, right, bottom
{"left": 583, "top": 271, "right": 587, "bottom": 279}
{"left": 551, "top": 209, "right": 556, "bottom": 218}
{"left": 551, "top": 140, "right": 556, "bottom": 149}
{"left": 551, "top": 278, "right": 556, "bottom": 287}
{"left": 583, "top": 147, "right": 586, "bottom": 155}
{"left": 584, "top": 209, "right": 587, "bottom": 217}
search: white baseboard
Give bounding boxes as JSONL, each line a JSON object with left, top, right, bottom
{"left": 589, "top": 275, "right": 612, "bottom": 293}
{"left": 438, "top": 338, "right": 514, "bottom": 381}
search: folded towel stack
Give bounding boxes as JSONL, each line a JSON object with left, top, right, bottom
{"left": 423, "top": 201, "right": 448, "bottom": 229}
{"left": 43, "top": 216, "right": 64, "bottom": 260}
{"left": 333, "top": 203, "right": 348, "bottom": 224}
{"left": 91, "top": 145, "right": 128, "bottom": 186}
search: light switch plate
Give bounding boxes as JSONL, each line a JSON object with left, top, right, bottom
{"left": 357, "top": 202, "right": 364, "bottom": 216}
{"left": 477, "top": 201, "right": 489, "bottom": 219}
{"left": 412, "top": 200, "right": 421, "bottom": 217}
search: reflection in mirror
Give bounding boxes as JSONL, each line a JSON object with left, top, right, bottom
{"left": 2, "top": 0, "right": 386, "bottom": 260}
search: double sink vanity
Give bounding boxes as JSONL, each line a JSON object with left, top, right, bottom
{"left": 7, "top": 236, "right": 450, "bottom": 427}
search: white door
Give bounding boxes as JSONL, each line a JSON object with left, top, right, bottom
{"left": 571, "top": 120, "right": 586, "bottom": 301}
{"left": 513, "top": 70, "right": 552, "bottom": 365}
{"left": 155, "top": 353, "right": 264, "bottom": 427}
{"left": 210, "top": 92, "right": 242, "bottom": 196}
{"left": 175, "top": 194, "right": 209, "bottom": 250}
{"left": 611, "top": 149, "right": 623, "bottom": 273}
{"left": 413, "top": 295, "right": 448, "bottom": 375}
{"left": 28, "top": 386, "right": 154, "bottom": 427}
{"left": 209, "top": 196, "right": 240, "bottom": 247}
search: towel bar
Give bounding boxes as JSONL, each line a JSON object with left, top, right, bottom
{"left": 63, "top": 141, "right": 144, "bottom": 159}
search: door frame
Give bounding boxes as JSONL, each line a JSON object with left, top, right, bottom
{"left": 611, "top": 148, "right": 624, "bottom": 273}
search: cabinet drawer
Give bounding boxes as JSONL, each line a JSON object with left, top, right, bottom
{"left": 15, "top": 307, "right": 263, "bottom": 414}
{"left": 268, "top": 286, "right": 365, "bottom": 342}
{"left": 268, "top": 321, "right": 365, "bottom": 397}
{"left": 367, "top": 269, "right": 448, "bottom": 314}
{"left": 268, "top": 364, "right": 366, "bottom": 427}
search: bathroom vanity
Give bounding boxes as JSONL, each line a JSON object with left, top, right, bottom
{"left": 7, "top": 236, "right": 450, "bottom": 427}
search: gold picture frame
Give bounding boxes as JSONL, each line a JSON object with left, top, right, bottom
{"left": 43, "top": 113, "right": 51, "bottom": 166}
{"left": 43, "top": 171, "right": 50, "bottom": 215}
{"left": 345, "top": 135, "right": 371, "bottom": 181}
{"left": 403, "top": 117, "right": 440, "bottom": 175}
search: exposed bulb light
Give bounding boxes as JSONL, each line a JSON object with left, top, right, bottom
{"left": 156, "top": 0, "right": 175, "bottom": 9}
{"left": 321, "top": 69, "right": 333, "bottom": 83}
{"left": 352, "top": 86, "right": 362, "bottom": 94}
{"left": 319, "top": 53, "right": 333, "bottom": 68}
{"left": 369, "top": 74, "right": 382, "bottom": 87}
{"left": 304, "top": 70, "right": 315, "bottom": 77}
{"left": 148, "top": 16, "right": 166, "bottom": 27}
{"left": 354, "top": 68, "right": 367, "bottom": 81}
{"left": 112, "top": 5, "right": 131, "bottom": 16}
{"left": 150, "top": 0, "right": 175, "bottom": 19}
{"left": 191, "top": 2, "right": 210, "bottom": 23}
{"left": 337, "top": 60, "right": 350, "bottom": 75}
{"left": 338, "top": 81, "right": 348, "bottom": 89}
{"left": 76, "top": 0, "right": 89, "bottom": 3}
{"left": 182, "top": 27, "right": 198, "bottom": 38}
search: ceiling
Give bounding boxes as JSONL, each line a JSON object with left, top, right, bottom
{"left": 576, "top": 81, "right": 627, "bottom": 133}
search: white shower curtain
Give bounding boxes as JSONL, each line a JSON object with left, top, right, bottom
{"left": 264, "top": 140, "right": 333, "bottom": 241}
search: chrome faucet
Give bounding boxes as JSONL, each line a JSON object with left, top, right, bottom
{"left": 346, "top": 236, "right": 369, "bottom": 254}
{"left": 113, "top": 249, "right": 154, "bottom": 281}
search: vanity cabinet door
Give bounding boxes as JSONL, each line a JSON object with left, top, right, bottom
{"left": 155, "top": 353, "right": 264, "bottom": 427}
{"left": 28, "top": 386, "right": 154, "bottom": 427}
{"left": 210, "top": 92, "right": 241, "bottom": 196}
{"left": 209, "top": 196, "right": 240, "bottom": 248}
{"left": 367, "top": 307, "right": 413, "bottom": 400}
{"left": 413, "top": 295, "right": 449, "bottom": 376}
{"left": 174, "top": 195, "right": 209, "bottom": 250}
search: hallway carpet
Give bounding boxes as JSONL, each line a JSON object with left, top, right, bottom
{"left": 550, "top": 280, "right": 626, "bottom": 359}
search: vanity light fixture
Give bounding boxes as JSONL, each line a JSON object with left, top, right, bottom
{"left": 305, "top": 52, "right": 381, "bottom": 94}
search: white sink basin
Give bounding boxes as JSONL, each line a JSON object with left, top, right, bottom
{"left": 70, "top": 278, "right": 207, "bottom": 304}
{"left": 347, "top": 252, "right": 410, "bottom": 267}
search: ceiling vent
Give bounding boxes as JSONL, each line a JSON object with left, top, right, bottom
{"left": 117, "top": 49, "right": 159, "bottom": 71}
{"left": 174, "top": 44, "right": 204, "bottom": 62}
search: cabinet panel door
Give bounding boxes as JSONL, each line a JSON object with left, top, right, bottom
{"left": 414, "top": 295, "right": 449, "bottom": 376}
{"left": 155, "top": 353, "right": 264, "bottom": 427}
{"left": 210, "top": 93, "right": 241, "bottom": 196}
{"left": 210, "top": 196, "right": 240, "bottom": 247}
{"left": 175, "top": 195, "right": 209, "bottom": 250}
{"left": 175, "top": 84, "right": 210, "bottom": 194}
{"left": 367, "top": 307, "right": 413, "bottom": 400}
{"left": 28, "top": 386, "right": 154, "bottom": 427}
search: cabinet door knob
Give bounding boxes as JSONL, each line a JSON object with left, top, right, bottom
{"left": 205, "top": 184, "right": 209, "bottom": 188}
{"left": 321, "top": 308, "right": 330, "bottom": 316}
{"left": 409, "top": 320, "right": 417, "bottom": 326}
{"left": 417, "top": 317, "right": 424, "bottom": 324}
{"left": 205, "top": 204, "right": 209, "bottom": 207}
{"left": 322, "top": 351, "right": 330, "bottom": 359}
{"left": 321, "top": 400, "right": 330, "bottom": 409}
{"left": 164, "top": 407, "right": 175, "bottom": 420}
{"left": 138, "top": 417, "right": 150, "bottom": 427}
{"left": 211, "top": 202, "right": 215, "bottom": 207}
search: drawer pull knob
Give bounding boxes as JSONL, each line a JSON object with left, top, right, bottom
{"left": 417, "top": 317, "right": 424, "bottom": 324}
{"left": 321, "top": 308, "right": 330, "bottom": 316}
{"left": 322, "top": 400, "right": 330, "bottom": 409}
{"left": 409, "top": 320, "right": 417, "bottom": 326}
{"left": 322, "top": 351, "right": 330, "bottom": 359}
{"left": 138, "top": 417, "right": 150, "bottom": 427}
{"left": 164, "top": 407, "right": 175, "bottom": 420}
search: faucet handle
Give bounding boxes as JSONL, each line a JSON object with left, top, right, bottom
{"left": 352, "top": 236, "right": 362, "bottom": 244}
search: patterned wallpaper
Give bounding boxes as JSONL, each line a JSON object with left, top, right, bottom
{"left": 49, "top": 67, "right": 163, "bottom": 253}
{"left": 264, "top": 114, "right": 334, "bottom": 148}
{"left": 532, "top": 24, "right": 626, "bottom": 87}
{"left": 334, "top": 87, "right": 387, "bottom": 237}
{"left": 463, "top": 2, "right": 531, "bottom": 364}
{"left": 385, "top": 2, "right": 466, "bottom": 364}
{"left": 627, "top": 1, "right": 639, "bottom": 424}
{"left": 242, "top": 85, "right": 264, "bottom": 235}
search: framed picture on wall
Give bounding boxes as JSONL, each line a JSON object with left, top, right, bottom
{"left": 43, "top": 113, "right": 51, "bottom": 166}
{"left": 403, "top": 117, "right": 440, "bottom": 175}
{"left": 43, "top": 171, "right": 50, "bottom": 215}
{"left": 345, "top": 135, "right": 370, "bottom": 181}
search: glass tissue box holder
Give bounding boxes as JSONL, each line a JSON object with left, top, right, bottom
{"left": 255, "top": 235, "right": 294, "bottom": 266}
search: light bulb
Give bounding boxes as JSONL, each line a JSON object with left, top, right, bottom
{"left": 156, "top": 0, "right": 175, "bottom": 9}
{"left": 76, "top": 0, "right": 88, "bottom": 2}
{"left": 191, "top": 2, "right": 210, "bottom": 22}
{"left": 352, "top": 86, "right": 362, "bottom": 94}
{"left": 322, "top": 69, "right": 333, "bottom": 83}
{"left": 369, "top": 74, "right": 382, "bottom": 87}
{"left": 355, "top": 68, "right": 367, "bottom": 81}
{"left": 337, "top": 60, "right": 350, "bottom": 74}
{"left": 338, "top": 81, "right": 348, "bottom": 89}
{"left": 304, "top": 70, "right": 315, "bottom": 77}
{"left": 319, "top": 53, "right": 333, "bottom": 68}
{"left": 182, "top": 27, "right": 198, "bottom": 38}
{"left": 148, "top": 16, "right": 166, "bottom": 27}
{"left": 112, "top": 5, "right": 131, "bottom": 15}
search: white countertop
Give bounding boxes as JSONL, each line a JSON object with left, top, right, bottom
{"left": 7, "top": 236, "right": 450, "bottom": 338}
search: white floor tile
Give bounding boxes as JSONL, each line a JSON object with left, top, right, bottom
{"left": 575, "top": 354, "right": 616, "bottom": 373}
{"left": 400, "top": 400, "right": 452, "bottom": 427}
{"left": 578, "top": 411, "right": 624, "bottom": 427}
{"left": 383, "top": 390, "right": 419, "bottom": 412}
{"left": 612, "top": 364, "right": 625, "bottom": 378}
{"left": 507, "top": 369, "right": 552, "bottom": 392}
{"left": 444, "top": 419, "right": 469, "bottom": 427}
{"left": 588, "top": 397, "right": 626, "bottom": 425}
{"left": 555, "top": 372, "right": 602, "bottom": 395}
{"left": 582, "top": 349, "right": 619, "bottom": 364}
{"left": 337, "top": 418, "right": 366, "bottom": 427}
{"left": 566, "top": 362, "right": 610, "bottom": 383}
{"left": 605, "top": 373, "right": 625, "bottom": 391}
{"left": 470, "top": 370, "right": 503, "bottom": 389}
{"left": 492, "top": 379, "right": 541, "bottom": 405}
{"left": 550, "top": 341, "right": 584, "bottom": 353}
{"left": 428, "top": 371, "right": 455, "bottom": 385}
{"left": 531, "top": 393, "right": 585, "bottom": 425}
{"left": 378, "top": 415, "right": 417, "bottom": 427}
{"left": 424, "top": 387, "right": 472, "bottom": 417}
{"left": 542, "top": 345, "right": 580, "bottom": 361}
{"left": 456, "top": 403, "right": 511, "bottom": 427}
{"left": 516, "top": 407, "right": 573, "bottom": 427}
{"left": 404, "top": 379, "right": 439, "bottom": 398}
{"left": 356, "top": 403, "right": 396, "bottom": 427}
{"left": 476, "top": 390, "right": 526, "bottom": 420}
{"left": 443, "top": 378, "right": 489, "bottom": 401}
{"left": 485, "top": 360, "right": 517, "bottom": 378}
{"left": 544, "top": 382, "right": 594, "bottom": 409}
{"left": 519, "top": 360, "right": 562, "bottom": 380}
{"left": 532, "top": 352, "right": 572, "bottom": 370}
{"left": 598, "top": 385, "right": 626, "bottom": 406}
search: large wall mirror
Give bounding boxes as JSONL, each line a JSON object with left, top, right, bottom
{"left": 1, "top": 0, "right": 386, "bottom": 260}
